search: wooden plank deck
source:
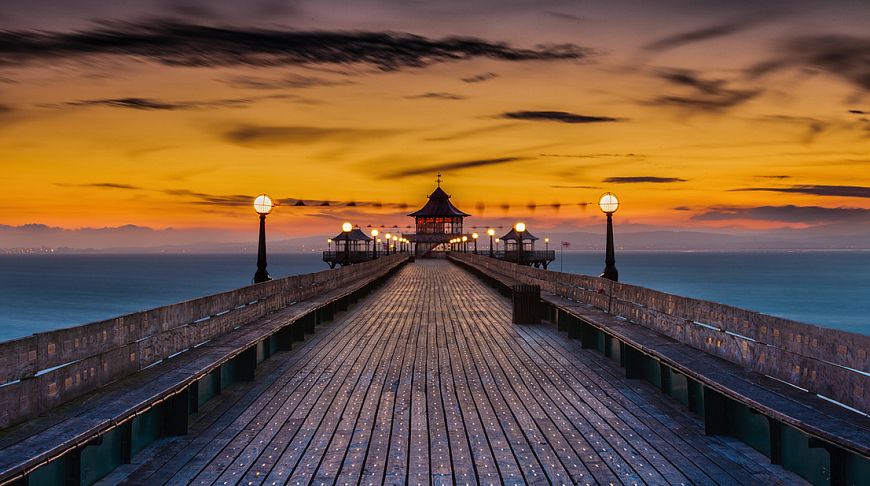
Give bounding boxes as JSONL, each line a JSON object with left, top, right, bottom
{"left": 114, "top": 260, "right": 805, "bottom": 485}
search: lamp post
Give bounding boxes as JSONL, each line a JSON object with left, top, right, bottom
{"left": 371, "top": 229, "right": 379, "bottom": 258}
{"left": 327, "top": 238, "right": 332, "bottom": 251}
{"left": 515, "top": 222, "right": 526, "bottom": 264}
{"left": 392, "top": 235, "right": 398, "bottom": 254}
{"left": 384, "top": 233, "right": 391, "bottom": 254}
{"left": 342, "top": 222, "right": 352, "bottom": 265}
{"left": 461, "top": 235, "right": 468, "bottom": 253}
{"left": 253, "top": 194, "right": 273, "bottom": 283}
{"left": 545, "top": 237, "right": 549, "bottom": 251}
{"left": 487, "top": 228, "right": 495, "bottom": 257}
{"left": 598, "top": 192, "right": 619, "bottom": 281}
{"left": 472, "top": 232, "right": 479, "bottom": 254}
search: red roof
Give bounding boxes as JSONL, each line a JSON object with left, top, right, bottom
{"left": 408, "top": 186, "right": 470, "bottom": 217}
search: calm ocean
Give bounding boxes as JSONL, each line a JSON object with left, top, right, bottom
{"left": 0, "top": 251, "right": 867, "bottom": 341}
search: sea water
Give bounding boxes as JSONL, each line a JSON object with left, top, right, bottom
{"left": 0, "top": 251, "right": 867, "bottom": 341}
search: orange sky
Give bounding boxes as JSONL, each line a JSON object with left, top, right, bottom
{"left": 0, "top": 0, "right": 868, "bottom": 244}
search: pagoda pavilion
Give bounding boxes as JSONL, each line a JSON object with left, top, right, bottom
{"left": 498, "top": 226, "right": 555, "bottom": 268}
{"left": 323, "top": 226, "right": 372, "bottom": 268}
{"left": 406, "top": 175, "right": 471, "bottom": 257}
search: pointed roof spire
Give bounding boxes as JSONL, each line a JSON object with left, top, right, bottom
{"left": 436, "top": 172, "right": 442, "bottom": 187}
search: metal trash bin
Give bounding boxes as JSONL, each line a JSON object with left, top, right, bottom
{"left": 512, "top": 284, "right": 541, "bottom": 324}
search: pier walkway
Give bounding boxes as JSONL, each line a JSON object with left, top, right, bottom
{"left": 114, "top": 260, "right": 802, "bottom": 485}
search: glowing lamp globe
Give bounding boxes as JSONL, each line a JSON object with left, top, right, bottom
{"left": 393, "top": 235, "right": 398, "bottom": 241}
{"left": 384, "top": 232, "right": 391, "bottom": 240}
{"left": 515, "top": 222, "right": 526, "bottom": 233}
{"left": 462, "top": 236, "right": 468, "bottom": 242}
{"left": 253, "top": 194, "right": 273, "bottom": 215}
{"left": 342, "top": 222, "right": 352, "bottom": 232}
{"left": 545, "top": 237, "right": 550, "bottom": 243}
{"left": 472, "top": 232, "right": 479, "bottom": 240}
{"left": 371, "top": 229, "right": 379, "bottom": 237}
{"left": 599, "top": 192, "right": 619, "bottom": 214}
{"left": 487, "top": 228, "right": 495, "bottom": 236}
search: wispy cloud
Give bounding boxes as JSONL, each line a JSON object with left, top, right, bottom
{"left": 222, "top": 74, "right": 355, "bottom": 90}
{"left": 692, "top": 205, "right": 870, "bottom": 223}
{"left": 0, "top": 21, "right": 591, "bottom": 71}
{"left": 540, "top": 153, "right": 641, "bottom": 158}
{"left": 500, "top": 110, "right": 622, "bottom": 123}
{"left": 55, "top": 182, "right": 144, "bottom": 190}
{"left": 643, "top": 15, "right": 778, "bottom": 52}
{"left": 221, "top": 124, "right": 400, "bottom": 146}
{"left": 731, "top": 184, "right": 870, "bottom": 198}
{"left": 48, "top": 97, "right": 253, "bottom": 111}
{"left": 551, "top": 184, "right": 599, "bottom": 189}
{"left": 461, "top": 72, "right": 498, "bottom": 83}
{"left": 650, "top": 69, "right": 760, "bottom": 112}
{"left": 603, "top": 176, "right": 687, "bottom": 183}
{"left": 749, "top": 35, "right": 870, "bottom": 92}
{"left": 384, "top": 156, "right": 528, "bottom": 178}
{"left": 405, "top": 92, "right": 465, "bottom": 100}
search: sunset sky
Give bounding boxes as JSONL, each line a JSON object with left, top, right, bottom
{"left": 1, "top": 0, "right": 869, "bottom": 248}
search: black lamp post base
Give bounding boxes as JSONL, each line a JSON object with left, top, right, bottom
{"left": 253, "top": 271, "right": 272, "bottom": 284}
{"left": 600, "top": 268, "right": 618, "bottom": 281}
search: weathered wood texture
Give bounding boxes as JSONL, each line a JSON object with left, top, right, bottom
{"left": 118, "top": 260, "right": 803, "bottom": 485}
{"left": 0, "top": 254, "right": 408, "bottom": 429}
{"left": 450, "top": 253, "right": 870, "bottom": 414}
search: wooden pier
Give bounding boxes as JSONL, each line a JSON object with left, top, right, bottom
{"left": 0, "top": 256, "right": 867, "bottom": 485}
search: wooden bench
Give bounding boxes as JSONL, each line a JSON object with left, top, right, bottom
{"left": 0, "top": 256, "right": 407, "bottom": 485}
{"left": 449, "top": 253, "right": 870, "bottom": 485}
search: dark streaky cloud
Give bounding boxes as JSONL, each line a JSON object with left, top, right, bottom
{"left": 222, "top": 124, "right": 399, "bottom": 146}
{"left": 732, "top": 184, "right": 870, "bottom": 198}
{"left": 223, "top": 74, "right": 354, "bottom": 90}
{"left": 501, "top": 111, "right": 622, "bottom": 123}
{"left": 386, "top": 156, "right": 527, "bottom": 178}
{"left": 461, "top": 72, "right": 498, "bottom": 83}
{"left": 0, "top": 21, "right": 591, "bottom": 71}
{"left": 604, "top": 176, "right": 687, "bottom": 183}
{"left": 651, "top": 69, "right": 760, "bottom": 112}
{"left": 406, "top": 92, "right": 465, "bottom": 100}
{"left": 55, "top": 182, "right": 144, "bottom": 190}
{"left": 749, "top": 35, "right": 870, "bottom": 92}
{"left": 61, "top": 97, "right": 241, "bottom": 110}
{"left": 644, "top": 16, "right": 771, "bottom": 52}
{"left": 692, "top": 205, "right": 870, "bottom": 223}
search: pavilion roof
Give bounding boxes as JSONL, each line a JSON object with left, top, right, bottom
{"left": 408, "top": 186, "right": 470, "bottom": 217}
{"left": 499, "top": 228, "right": 539, "bottom": 241}
{"left": 332, "top": 228, "right": 372, "bottom": 242}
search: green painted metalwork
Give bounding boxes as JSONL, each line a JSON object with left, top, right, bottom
{"left": 27, "top": 456, "right": 65, "bottom": 485}
{"left": 131, "top": 407, "right": 162, "bottom": 457}
{"left": 779, "top": 424, "right": 830, "bottom": 485}
{"left": 198, "top": 368, "right": 220, "bottom": 408}
{"left": 687, "top": 377, "right": 704, "bottom": 415}
{"left": 80, "top": 425, "right": 125, "bottom": 485}
{"left": 842, "top": 450, "right": 870, "bottom": 486}
{"left": 662, "top": 366, "right": 689, "bottom": 407}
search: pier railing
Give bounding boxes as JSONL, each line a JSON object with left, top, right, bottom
{"left": 0, "top": 253, "right": 408, "bottom": 429}
{"left": 450, "top": 252, "right": 869, "bottom": 413}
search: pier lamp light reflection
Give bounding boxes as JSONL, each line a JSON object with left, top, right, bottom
{"left": 599, "top": 192, "right": 619, "bottom": 281}
{"left": 252, "top": 194, "right": 273, "bottom": 284}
